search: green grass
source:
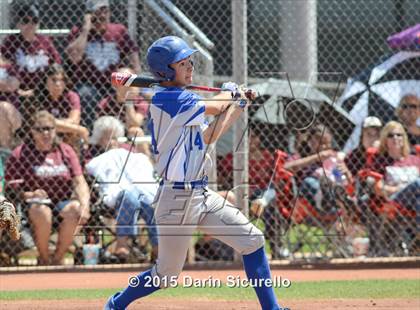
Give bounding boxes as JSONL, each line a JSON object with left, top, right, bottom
{"left": 1, "top": 279, "right": 418, "bottom": 301}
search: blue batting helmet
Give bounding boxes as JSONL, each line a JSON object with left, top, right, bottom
{"left": 147, "top": 36, "right": 198, "bottom": 81}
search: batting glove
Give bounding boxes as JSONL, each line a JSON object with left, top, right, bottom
{"left": 221, "top": 81, "right": 241, "bottom": 100}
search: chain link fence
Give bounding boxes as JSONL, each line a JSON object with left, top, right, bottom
{"left": 0, "top": 0, "right": 419, "bottom": 267}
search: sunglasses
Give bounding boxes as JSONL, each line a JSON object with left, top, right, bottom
{"left": 401, "top": 103, "right": 420, "bottom": 110}
{"left": 387, "top": 133, "right": 403, "bottom": 138}
{"left": 20, "top": 16, "right": 39, "bottom": 25}
{"left": 33, "top": 126, "right": 55, "bottom": 133}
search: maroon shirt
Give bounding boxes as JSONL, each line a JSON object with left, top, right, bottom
{"left": 97, "top": 94, "right": 148, "bottom": 122}
{"left": 38, "top": 91, "right": 81, "bottom": 119}
{"left": 6, "top": 142, "right": 82, "bottom": 204}
{"left": 0, "top": 63, "right": 19, "bottom": 108}
{"left": 1, "top": 34, "right": 61, "bottom": 90}
{"left": 67, "top": 24, "right": 139, "bottom": 93}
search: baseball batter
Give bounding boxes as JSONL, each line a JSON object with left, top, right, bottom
{"left": 105, "top": 36, "right": 281, "bottom": 310}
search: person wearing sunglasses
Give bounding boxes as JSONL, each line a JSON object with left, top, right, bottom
{"left": 0, "top": 4, "right": 61, "bottom": 98}
{"left": 395, "top": 94, "right": 420, "bottom": 148}
{"left": 5, "top": 111, "right": 90, "bottom": 265}
{"left": 368, "top": 121, "right": 419, "bottom": 255}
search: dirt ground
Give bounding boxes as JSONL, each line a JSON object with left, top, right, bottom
{"left": 2, "top": 298, "right": 419, "bottom": 310}
{"left": 1, "top": 268, "right": 419, "bottom": 309}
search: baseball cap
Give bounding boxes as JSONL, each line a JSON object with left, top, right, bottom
{"left": 86, "top": 0, "right": 109, "bottom": 12}
{"left": 363, "top": 116, "right": 382, "bottom": 128}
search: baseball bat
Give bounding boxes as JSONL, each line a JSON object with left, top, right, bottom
{"left": 111, "top": 72, "right": 223, "bottom": 92}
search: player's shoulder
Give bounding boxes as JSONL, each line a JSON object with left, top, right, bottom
{"left": 152, "top": 87, "right": 201, "bottom": 118}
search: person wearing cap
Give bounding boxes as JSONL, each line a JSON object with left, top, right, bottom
{"left": 344, "top": 116, "right": 383, "bottom": 177}
{"left": 0, "top": 4, "right": 61, "bottom": 97}
{"left": 65, "top": 0, "right": 141, "bottom": 129}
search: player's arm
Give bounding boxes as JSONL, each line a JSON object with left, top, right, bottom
{"left": 203, "top": 90, "right": 253, "bottom": 145}
{"left": 204, "top": 92, "right": 234, "bottom": 116}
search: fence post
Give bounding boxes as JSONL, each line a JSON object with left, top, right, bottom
{"left": 127, "top": 0, "right": 138, "bottom": 43}
{"left": 232, "top": 0, "right": 248, "bottom": 261}
{"left": 281, "top": 0, "right": 318, "bottom": 82}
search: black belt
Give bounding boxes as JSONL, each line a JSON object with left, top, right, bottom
{"left": 160, "top": 176, "right": 208, "bottom": 190}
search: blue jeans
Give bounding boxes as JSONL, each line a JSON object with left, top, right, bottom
{"left": 115, "top": 190, "right": 158, "bottom": 246}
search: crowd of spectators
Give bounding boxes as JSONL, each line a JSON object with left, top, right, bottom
{"left": 0, "top": 0, "right": 419, "bottom": 266}
{"left": 0, "top": 0, "right": 154, "bottom": 266}
{"left": 218, "top": 96, "right": 419, "bottom": 258}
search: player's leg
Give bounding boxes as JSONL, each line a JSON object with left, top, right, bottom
{"left": 109, "top": 230, "right": 194, "bottom": 309}
{"left": 199, "top": 190, "right": 281, "bottom": 310}
{"left": 107, "top": 187, "right": 201, "bottom": 309}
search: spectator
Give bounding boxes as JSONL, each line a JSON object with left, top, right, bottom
{"left": 371, "top": 121, "right": 419, "bottom": 216}
{"left": 0, "top": 57, "right": 20, "bottom": 108}
{"left": 5, "top": 111, "right": 90, "bottom": 265}
{"left": 368, "top": 121, "right": 419, "bottom": 255}
{"left": 0, "top": 57, "right": 21, "bottom": 149}
{"left": 345, "top": 116, "right": 382, "bottom": 177}
{"left": 218, "top": 130, "right": 289, "bottom": 259}
{"left": 97, "top": 67, "right": 149, "bottom": 133}
{"left": 33, "top": 63, "right": 89, "bottom": 147}
{"left": 0, "top": 3, "right": 61, "bottom": 97}
{"left": 65, "top": 0, "right": 140, "bottom": 128}
{"left": 395, "top": 94, "right": 420, "bottom": 147}
{"left": 285, "top": 124, "right": 352, "bottom": 224}
{"left": 86, "top": 116, "right": 158, "bottom": 262}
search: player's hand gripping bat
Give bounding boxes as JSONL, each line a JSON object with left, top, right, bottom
{"left": 111, "top": 72, "right": 256, "bottom": 100}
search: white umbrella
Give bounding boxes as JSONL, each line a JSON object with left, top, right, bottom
{"left": 216, "top": 78, "right": 354, "bottom": 156}
{"left": 338, "top": 51, "right": 420, "bottom": 152}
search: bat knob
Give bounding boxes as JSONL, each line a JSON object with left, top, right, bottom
{"left": 111, "top": 72, "right": 131, "bottom": 87}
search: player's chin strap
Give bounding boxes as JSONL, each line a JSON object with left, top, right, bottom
{"left": 243, "top": 247, "right": 281, "bottom": 310}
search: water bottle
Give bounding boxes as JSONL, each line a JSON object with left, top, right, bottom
{"left": 83, "top": 233, "right": 100, "bottom": 265}
{"left": 332, "top": 152, "right": 347, "bottom": 185}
